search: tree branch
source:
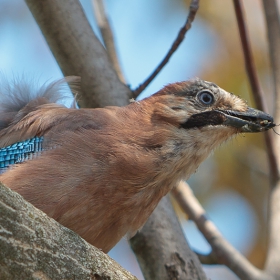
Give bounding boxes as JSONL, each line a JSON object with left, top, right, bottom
{"left": 233, "top": 0, "right": 279, "bottom": 183}
{"left": 172, "top": 181, "right": 273, "bottom": 280}
{"left": 132, "top": 0, "right": 199, "bottom": 98}
{"left": 194, "top": 251, "right": 217, "bottom": 265}
{"left": 130, "top": 195, "right": 207, "bottom": 280}
{"left": 261, "top": 0, "right": 280, "bottom": 276}
{"left": 0, "top": 183, "right": 137, "bottom": 280}
{"left": 25, "top": 0, "right": 131, "bottom": 108}
{"left": 92, "top": 0, "right": 126, "bottom": 83}
{"left": 261, "top": 0, "right": 280, "bottom": 120}
{"left": 233, "top": 0, "right": 280, "bottom": 277}
{"left": 233, "top": 0, "right": 266, "bottom": 112}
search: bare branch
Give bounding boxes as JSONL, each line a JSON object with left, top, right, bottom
{"left": 132, "top": 0, "right": 199, "bottom": 98}
{"left": 265, "top": 181, "right": 280, "bottom": 278}
{"left": 232, "top": 0, "right": 279, "bottom": 183}
{"left": 233, "top": 0, "right": 266, "bottom": 111}
{"left": 92, "top": 0, "right": 126, "bottom": 83}
{"left": 261, "top": 0, "right": 280, "bottom": 276}
{"left": 172, "top": 181, "right": 272, "bottom": 280}
{"left": 262, "top": 0, "right": 280, "bottom": 120}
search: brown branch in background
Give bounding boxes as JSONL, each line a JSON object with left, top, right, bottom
{"left": 262, "top": 0, "right": 280, "bottom": 121}
{"left": 132, "top": 0, "right": 199, "bottom": 98}
{"left": 92, "top": 0, "right": 126, "bottom": 83}
{"left": 261, "top": 0, "right": 280, "bottom": 276}
{"left": 233, "top": 0, "right": 279, "bottom": 183}
{"left": 172, "top": 181, "right": 272, "bottom": 280}
{"left": 233, "top": 0, "right": 266, "bottom": 112}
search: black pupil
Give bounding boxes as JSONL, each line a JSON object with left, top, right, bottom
{"left": 200, "top": 92, "right": 213, "bottom": 104}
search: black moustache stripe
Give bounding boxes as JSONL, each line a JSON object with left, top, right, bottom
{"left": 181, "top": 111, "right": 226, "bottom": 129}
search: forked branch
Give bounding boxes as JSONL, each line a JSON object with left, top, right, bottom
{"left": 233, "top": 0, "right": 278, "bottom": 182}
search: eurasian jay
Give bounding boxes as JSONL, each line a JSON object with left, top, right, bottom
{"left": 0, "top": 77, "right": 274, "bottom": 252}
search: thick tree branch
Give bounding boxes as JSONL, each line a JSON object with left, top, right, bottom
{"left": 0, "top": 183, "right": 137, "bottom": 280}
{"left": 132, "top": 0, "right": 199, "bottom": 98}
{"left": 25, "top": 0, "right": 131, "bottom": 108}
{"left": 130, "top": 195, "right": 207, "bottom": 280}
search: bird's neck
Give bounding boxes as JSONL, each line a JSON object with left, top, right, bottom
{"left": 121, "top": 101, "right": 235, "bottom": 192}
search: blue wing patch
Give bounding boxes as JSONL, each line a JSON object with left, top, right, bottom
{"left": 0, "top": 136, "right": 44, "bottom": 173}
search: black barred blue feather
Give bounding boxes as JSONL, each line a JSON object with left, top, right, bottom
{"left": 0, "top": 136, "right": 43, "bottom": 173}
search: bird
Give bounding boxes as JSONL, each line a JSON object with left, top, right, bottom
{"left": 0, "top": 76, "right": 275, "bottom": 253}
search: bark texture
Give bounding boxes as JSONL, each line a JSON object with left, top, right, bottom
{"left": 25, "top": 0, "right": 132, "bottom": 108}
{"left": 130, "top": 196, "right": 207, "bottom": 280}
{"left": 0, "top": 183, "right": 137, "bottom": 280}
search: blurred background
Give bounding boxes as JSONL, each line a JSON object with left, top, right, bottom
{"left": 0, "top": 0, "right": 278, "bottom": 279}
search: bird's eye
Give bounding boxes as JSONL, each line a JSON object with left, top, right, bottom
{"left": 198, "top": 91, "right": 214, "bottom": 105}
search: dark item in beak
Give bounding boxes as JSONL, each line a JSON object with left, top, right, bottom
{"left": 181, "top": 107, "right": 275, "bottom": 132}
{"left": 217, "top": 107, "right": 275, "bottom": 132}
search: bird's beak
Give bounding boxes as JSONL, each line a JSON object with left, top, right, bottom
{"left": 216, "top": 107, "right": 275, "bottom": 132}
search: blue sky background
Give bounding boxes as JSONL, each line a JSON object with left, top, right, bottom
{"left": 0, "top": 1, "right": 266, "bottom": 279}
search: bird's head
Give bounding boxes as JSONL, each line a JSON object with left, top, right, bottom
{"left": 148, "top": 78, "right": 274, "bottom": 134}
{"left": 134, "top": 78, "right": 275, "bottom": 182}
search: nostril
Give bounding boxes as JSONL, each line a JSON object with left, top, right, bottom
{"left": 259, "top": 120, "right": 270, "bottom": 126}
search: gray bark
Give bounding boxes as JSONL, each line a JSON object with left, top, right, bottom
{"left": 0, "top": 183, "right": 137, "bottom": 280}
{"left": 130, "top": 196, "right": 207, "bottom": 280}
{"left": 262, "top": 0, "right": 280, "bottom": 278}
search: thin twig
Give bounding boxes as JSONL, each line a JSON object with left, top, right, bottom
{"left": 132, "top": 0, "right": 199, "bottom": 98}
{"left": 172, "top": 181, "right": 271, "bottom": 280}
{"left": 92, "top": 0, "right": 126, "bottom": 83}
{"left": 233, "top": 0, "right": 279, "bottom": 183}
